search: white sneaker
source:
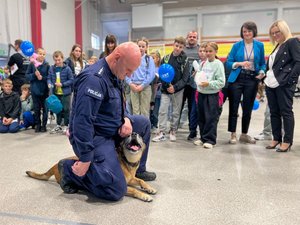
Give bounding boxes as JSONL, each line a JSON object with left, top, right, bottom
{"left": 254, "top": 133, "right": 272, "bottom": 141}
{"left": 203, "top": 143, "right": 214, "bottom": 149}
{"left": 152, "top": 132, "right": 166, "bottom": 142}
{"left": 61, "top": 126, "right": 68, "bottom": 134}
{"left": 193, "top": 140, "right": 203, "bottom": 146}
{"left": 47, "top": 114, "right": 56, "bottom": 125}
{"left": 50, "top": 125, "right": 63, "bottom": 134}
{"left": 169, "top": 130, "right": 176, "bottom": 142}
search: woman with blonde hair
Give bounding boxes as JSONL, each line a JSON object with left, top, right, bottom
{"left": 264, "top": 20, "right": 300, "bottom": 152}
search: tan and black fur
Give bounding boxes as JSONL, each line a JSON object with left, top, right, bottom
{"left": 26, "top": 133, "right": 157, "bottom": 202}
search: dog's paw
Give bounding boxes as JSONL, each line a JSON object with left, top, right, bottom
{"left": 140, "top": 194, "right": 153, "bottom": 202}
{"left": 142, "top": 187, "right": 157, "bottom": 195}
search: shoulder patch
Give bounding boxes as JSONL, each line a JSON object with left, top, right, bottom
{"left": 98, "top": 67, "right": 104, "bottom": 75}
{"left": 85, "top": 87, "right": 103, "bottom": 100}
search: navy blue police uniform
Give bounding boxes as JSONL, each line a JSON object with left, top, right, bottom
{"left": 62, "top": 58, "right": 151, "bottom": 201}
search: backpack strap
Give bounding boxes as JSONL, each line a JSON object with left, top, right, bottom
{"left": 145, "top": 55, "right": 150, "bottom": 69}
{"left": 164, "top": 54, "right": 170, "bottom": 64}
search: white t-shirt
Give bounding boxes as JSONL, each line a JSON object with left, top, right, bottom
{"left": 264, "top": 48, "right": 279, "bottom": 88}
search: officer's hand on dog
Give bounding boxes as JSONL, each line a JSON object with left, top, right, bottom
{"left": 72, "top": 161, "right": 91, "bottom": 177}
{"left": 119, "top": 117, "right": 132, "bottom": 137}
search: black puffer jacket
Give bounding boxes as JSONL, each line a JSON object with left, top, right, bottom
{"left": 160, "top": 52, "right": 189, "bottom": 94}
{"left": 0, "top": 91, "right": 21, "bottom": 119}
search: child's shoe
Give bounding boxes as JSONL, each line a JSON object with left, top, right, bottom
{"left": 169, "top": 130, "right": 176, "bottom": 142}
{"left": 193, "top": 139, "right": 203, "bottom": 146}
{"left": 203, "top": 143, "right": 214, "bottom": 149}
{"left": 152, "top": 131, "right": 166, "bottom": 142}
{"left": 50, "top": 125, "right": 63, "bottom": 134}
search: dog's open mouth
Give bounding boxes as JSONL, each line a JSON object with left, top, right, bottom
{"left": 127, "top": 139, "right": 142, "bottom": 152}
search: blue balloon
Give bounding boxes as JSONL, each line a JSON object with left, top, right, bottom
{"left": 253, "top": 99, "right": 260, "bottom": 110}
{"left": 158, "top": 63, "right": 175, "bottom": 83}
{"left": 20, "top": 41, "right": 34, "bottom": 57}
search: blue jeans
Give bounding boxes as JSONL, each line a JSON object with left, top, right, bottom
{"left": 20, "top": 111, "right": 35, "bottom": 128}
{"left": 0, "top": 120, "right": 20, "bottom": 133}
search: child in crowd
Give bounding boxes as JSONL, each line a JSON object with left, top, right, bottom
{"left": 19, "top": 84, "right": 34, "bottom": 130}
{"left": 0, "top": 66, "right": 10, "bottom": 80}
{"left": 0, "top": 79, "right": 20, "bottom": 133}
{"left": 48, "top": 51, "right": 74, "bottom": 134}
{"left": 125, "top": 37, "right": 156, "bottom": 117}
{"left": 26, "top": 47, "right": 50, "bottom": 132}
{"left": 194, "top": 42, "right": 225, "bottom": 149}
{"left": 88, "top": 56, "right": 98, "bottom": 65}
{"left": 149, "top": 50, "right": 161, "bottom": 130}
{"left": 0, "top": 66, "right": 10, "bottom": 91}
{"left": 189, "top": 42, "right": 208, "bottom": 139}
{"left": 152, "top": 36, "right": 189, "bottom": 142}
{"left": 65, "top": 44, "right": 86, "bottom": 76}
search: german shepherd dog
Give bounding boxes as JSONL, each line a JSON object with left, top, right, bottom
{"left": 26, "top": 133, "right": 157, "bottom": 202}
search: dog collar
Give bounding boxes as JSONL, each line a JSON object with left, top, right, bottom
{"left": 121, "top": 153, "right": 140, "bottom": 168}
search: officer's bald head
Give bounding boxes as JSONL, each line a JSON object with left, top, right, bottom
{"left": 106, "top": 42, "right": 141, "bottom": 80}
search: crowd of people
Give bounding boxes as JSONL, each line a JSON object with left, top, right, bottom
{"left": 0, "top": 19, "right": 299, "bottom": 151}
{"left": 0, "top": 19, "right": 299, "bottom": 201}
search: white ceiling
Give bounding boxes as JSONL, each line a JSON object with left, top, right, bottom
{"left": 99, "top": 0, "right": 279, "bottom": 13}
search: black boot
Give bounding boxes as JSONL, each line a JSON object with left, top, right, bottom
{"left": 40, "top": 126, "right": 47, "bottom": 132}
{"left": 58, "top": 160, "right": 78, "bottom": 194}
{"left": 35, "top": 124, "right": 41, "bottom": 133}
{"left": 136, "top": 171, "right": 157, "bottom": 181}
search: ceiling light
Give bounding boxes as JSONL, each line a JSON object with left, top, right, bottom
{"left": 162, "top": 1, "right": 179, "bottom": 4}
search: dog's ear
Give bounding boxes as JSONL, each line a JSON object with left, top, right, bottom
{"left": 141, "top": 142, "right": 146, "bottom": 152}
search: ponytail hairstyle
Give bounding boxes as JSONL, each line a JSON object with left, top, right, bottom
{"left": 206, "top": 42, "right": 219, "bottom": 59}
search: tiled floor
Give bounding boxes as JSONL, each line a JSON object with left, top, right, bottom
{"left": 0, "top": 98, "right": 300, "bottom": 225}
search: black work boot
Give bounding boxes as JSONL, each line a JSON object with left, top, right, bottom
{"left": 35, "top": 124, "right": 41, "bottom": 133}
{"left": 40, "top": 126, "right": 47, "bottom": 132}
{"left": 58, "top": 160, "right": 78, "bottom": 194}
{"left": 136, "top": 171, "right": 157, "bottom": 181}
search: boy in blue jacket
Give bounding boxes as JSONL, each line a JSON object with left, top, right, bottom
{"left": 26, "top": 48, "right": 50, "bottom": 132}
{"left": 47, "top": 51, "right": 74, "bottom": 134}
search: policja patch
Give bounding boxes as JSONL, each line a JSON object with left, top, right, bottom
{"left": 85, "top": 87, "right": 103, "bottom": 100}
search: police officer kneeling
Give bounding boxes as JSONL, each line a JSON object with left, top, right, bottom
{"left": 59, "top": 42, "right": 156, "bottom": 201}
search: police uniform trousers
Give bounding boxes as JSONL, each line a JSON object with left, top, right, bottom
{"left": 63, "top": 114, "right": 151, "bottom": 201}
{"left": 228, "top": 71, "right": 258, "bottom": 134}
{"left": 265, "top": 84, "right": 296, "bottom": 144}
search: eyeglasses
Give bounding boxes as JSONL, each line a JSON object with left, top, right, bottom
{"left": 271, "top": 30, "right": 281, "bottom": 36}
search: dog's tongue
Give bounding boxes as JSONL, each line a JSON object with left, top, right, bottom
{"left": 130, "top": 145, "right": 140, "bottom": 151}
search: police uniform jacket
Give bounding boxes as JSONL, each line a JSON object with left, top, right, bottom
{"left": 69, "top": 59, "right": 133, "bottom": 163}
